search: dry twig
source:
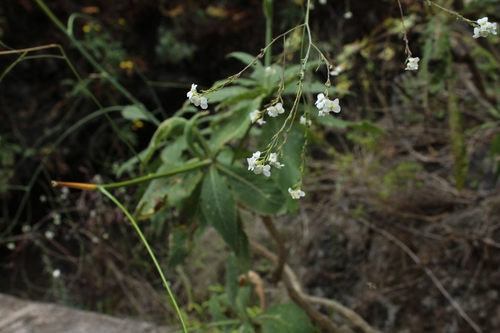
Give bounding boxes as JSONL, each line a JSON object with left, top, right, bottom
{"left": 251, "top": 241, "right": 383, "bottom": 333}
{"left": 357, "top": 217, "right": 483, "bottom": 333}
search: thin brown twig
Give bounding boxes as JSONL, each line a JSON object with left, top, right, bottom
{"left": 357, "top": 217, "right": 483, "bottom": 333}
{"left": 260, "top": 215, "right": 286, "bottom": 283}
{"left": 251, "top": 241, "right": 383, "bottom": 333}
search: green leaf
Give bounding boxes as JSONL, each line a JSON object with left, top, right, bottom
{"left": 201, "top": 165, "right": 238, "bottom": 250}
{"left": 227, "top": 51, "right": 264, "bottom": 81}
{"left": 135, "top": 165, "right": 204, "bottom": 219}
{"left": 142, "top": 117, "right": 187, "bottom": 167}
{"left": 237, "top": 322, "right": 255, "bottom": 333}
{"left": 184, "top": 111, "right": 210, "bottom": 158}
{"left": 256, "top": 303, "right": 314, "bottom": 333}
{"left": 208, "top": 86, "right": 249, "bottom": 103}
{"left": 115, "top": 148, "right": 150, "bottom": 178}
{"left": 216, "top": 88, "right": 265, "bottom": 110}
{"left": 121, "top": 104, "right": 150, "bottom": 121}
{"left": 167, "top": 227, "right": 192, "bottom": 268}
{"left": 209, "top": 295, "right": 229, "bottom": 322}
{"left": 218, "top": 164, "right": 287, "bottom": 216}
{"left": 209, "top": 99, "right": 261, "bottom": 153}
{"left": 225, "top": 253, "right": 239, "bottom": 310}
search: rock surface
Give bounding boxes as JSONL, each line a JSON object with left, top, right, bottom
{"left": 0, "top": 294, "right": 174, "bottom": 333}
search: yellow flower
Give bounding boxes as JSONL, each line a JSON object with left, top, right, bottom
{"left": 82, "top": 25, "right": 91, "bottom": 33}
{"left": 119, "top": 61, "right": 133, "bottom": 69}
{"left": 94, "top": 24, "right": 102, "bottom": 31}
{"left": 118, "top": 18, "right": 126, "bottom": 26}
{"left": 132, "top": 119, "right": 144, "bottom": 131}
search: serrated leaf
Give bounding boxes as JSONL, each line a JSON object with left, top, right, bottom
{"left": 201, "top": 165, "right": 238, "bottom": 250}
{"left": 256, "top": 303, "right": 313, "bottom": 333}
{"left": 217, "top": 164, "right": 287, "bottom": 216}
{"left": 136, "top": 165, "right": 204, "bottom": 219}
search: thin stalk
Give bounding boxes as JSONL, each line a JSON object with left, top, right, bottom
{"left": 52, "top": 159, "right": 212, "bottom": 190}
{"left": 34, "top": 0, "right": 160, "bottom": 126}
{"left": 99, "top": 187, "right": 188, "bottom": 333}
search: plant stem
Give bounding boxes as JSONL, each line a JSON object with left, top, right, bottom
{"left": 99, "top": 187, "right": 188, "bottom": 333}
{"left": 52, "top": 159, "right": 212, "bottom": 190}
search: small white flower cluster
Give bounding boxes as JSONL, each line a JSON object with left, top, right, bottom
{"left": 315, "top": 93, "right": 341, "bottom": 117}
{"left": 187, "top": 84, "right": 208, "bottom": 109}
{"left": 405, "top": 57, "right": 420, "bottom": 71}
{"left": 330, "top": 65, "right": 342, "bottom": 76}
{"left": 288, "top": 188, "right": 305, "bottom": 199}
{"left": 249, "top": 103, "right": 285, "bottom": 126}
{"left": 250, "top": 110, "right": 266, "bottom": 125}
{"left": 473, "top": 17, "right": 497, "bottom": 38}
{"left": 247, "top": 151, "right": 284, "bottom": 177}
{"left": 267, "top": 103, "right": 285, "bottom": 117}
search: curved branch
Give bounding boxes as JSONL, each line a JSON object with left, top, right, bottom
{"left": 251, "top": 241, "right": 382, "bottom": 333}
{"left": 260, "top": 215, "right": 286, "bottom": 283}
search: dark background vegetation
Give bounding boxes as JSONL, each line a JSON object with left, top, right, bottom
{"left": 1, "top": 0, "right": 500, "bottom": 332}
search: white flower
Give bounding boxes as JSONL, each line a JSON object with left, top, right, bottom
{"left": 267, "top": 103, "right": 285, "bottom": 117}
{"left": 52, "top": 269, "right": 61, "bottom": 278}
{"left": 344, "top": 11, "right": 353, "bottom": 19}
{"left": 405, "top": 57, "right": 420, "bottom": 71}
{"left": 250, "top": 110, "right": 260, "bottom": 123}
{"left": 288, "top": 188, "right": 306, "bottom": 199}
{"left": 247, "top": 151, "right": 261, "bottom": 171}
{"left": 39, "top": 195, "right": 47, "bottom": 203}
{"left": 316, "top": 94, "right": 341, "bottom": 116}
{"left": 45, "top": 230, "right": 55, "bottom": 239}
{"left": 254, "top": 164, "right": 271, "bottom": 177}
{"left": 315, "top": 93, "right": 327, "bottom": 109}
{"left": 319, "top": 0, "right": 327, "bottom": 4}
{"left": 269, "top": 153, "right": 284, "bottom": 169}
{"left": 187, "top": 83, "right": 209, "bottom": 109}
{"left": 330, "top": 65, "right": 342, "bottom": 76}
{"left": 187, "top": 84, "right": 197, "bottom": 99}
{"left": 325, "top": 98, "right": 341, "bottom": 113}
{"left": 257, "top": 118, "right": 266, "bottom": 125}
{"left": 22, "top": 225, "right": 31, "bottom": 233}
{"left": 7, "top": 242, "right": 15, "bottom": 250}
{"left": 200, "top": 97, "right": 208, "bottom": 109}
{"left": 473, "top": 17, "right": 497, "bottom": 38}
{"left": 265, "top": 66, "right": 276, "bottom": 77}
{"left": 300, "top": 116, "right": 312, "bottom": 126}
